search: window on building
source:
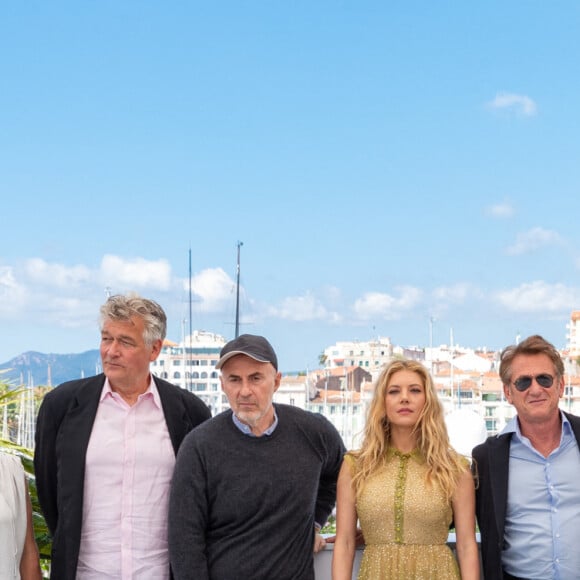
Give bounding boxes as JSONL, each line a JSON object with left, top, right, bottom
{"left": 174, "top": 372, "right": 181, "bottom": 379}
{"left": 173, "top": 360, "right": 181, "bottom": 366}
{"left": 201, "top": 372, "right": 208, "bottom": 379}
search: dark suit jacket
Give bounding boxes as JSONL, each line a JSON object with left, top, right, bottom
{"left": 34, "top": 373, "right": 211, "bottom": 580}
{"left": 472, "top": 411, "right": 580, "bottom": 580}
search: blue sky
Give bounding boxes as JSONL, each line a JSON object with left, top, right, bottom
{"left": 1, "top": 2, "right": 580, "bottom": 372}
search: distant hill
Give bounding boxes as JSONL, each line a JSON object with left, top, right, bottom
{"left": 0, "top": 350, "right": 101, "bottom": 387}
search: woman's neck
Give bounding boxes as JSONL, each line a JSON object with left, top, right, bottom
{"left": 389, "top": 427, "right": 417, "bottom": 454}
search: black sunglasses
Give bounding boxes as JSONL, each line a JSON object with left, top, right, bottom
{"left": 513, "top": 373, "right": 554, "bottom": 392}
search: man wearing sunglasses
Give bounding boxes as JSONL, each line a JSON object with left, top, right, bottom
{"left": 472, "top": 334, "right": 580, "bottom": 580}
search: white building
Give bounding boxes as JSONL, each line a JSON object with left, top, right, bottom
{"left": 566, "top": 310, "right": 580, "bottom": 357}
{"left": 322, "top": 337, "right": 393, "bottom": 373}
{"left": 151, "top": 330, "right": 227, "bottom": 414}
{"left": 274, "top": 375, "right": 309, "bottom": 408}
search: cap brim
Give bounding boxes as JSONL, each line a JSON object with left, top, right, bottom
{"left": 215, "top": 350, "right": 272, "bottom": 370}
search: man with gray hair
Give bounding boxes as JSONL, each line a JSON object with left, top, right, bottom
{"left": 35, "top": 293, "right": 211, "bottom": 580}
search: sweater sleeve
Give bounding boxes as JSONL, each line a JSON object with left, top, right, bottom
{"left": 168, "top": 431, "right": 210, "bottom": 580}
{"left": 314, "top": 416, "right": 346, "bottom": 527}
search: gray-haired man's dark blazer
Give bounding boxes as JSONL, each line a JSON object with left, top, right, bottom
{"left": 34, "top": 373, "right": 211, "bottom": 580}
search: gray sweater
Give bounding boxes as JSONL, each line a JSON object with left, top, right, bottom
{"left": 169, "top": 404, "right": 345, "bottom": 580}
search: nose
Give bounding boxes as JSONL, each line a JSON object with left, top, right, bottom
{"left": 239, "top": 380, "right": 253, "bottom": 397}
{"left": 106, "top": 339, "right": 121, "bottom": 357}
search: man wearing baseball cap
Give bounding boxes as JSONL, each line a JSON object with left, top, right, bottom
{"left": 169, "top": 334, "right": 345, "bottom": 580}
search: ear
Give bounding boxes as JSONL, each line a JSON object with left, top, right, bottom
{"left": 557, "top": 375, "right": 565, "bottom": 398}
{"left": 503, "top": 382, "right": 513, "bottom": 404}
{"left": 150, "top": 339, "right": 163, "bottom": 361}
{"left": 273, "top": 371, "right": 282, "bottom": 393}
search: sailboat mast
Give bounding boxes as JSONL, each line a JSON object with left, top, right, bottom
{"left": 188, "top": 247, "right": 194, "bottom": 391}
{"left": 235, "top": 241, "right": 243, "bottom": 338}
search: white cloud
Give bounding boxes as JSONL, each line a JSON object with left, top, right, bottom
{"left": 0, "top": 266, "right": 29, "bottom": 317}
{"left": 432, "top": 283, "right": 480, "bottom": 304}
{"left": 485, "top": 202, "right": 514, "bottom": 219}
{"left": 495, "top": 281, "right": 580, "bottom": 313}
{"left": 353, "top": 286, "right": 422, "bottom": 321}
{"left": 487, "top": 92, "right": 538, "bottom": 116}
{"left": 189, "top": 267, "right": 236, "bottom": 312}
{"left": 268, "top": 292, "right": 341, "bottom": 323}
{"left": 100, "top": 255, "right": 172, "bottom": 291}
{"left": 24, "top": 258, "right": 92, "bottom": 288}
{"left": 506, "top": 227, "right": 563, "bottom": 256}
{"left": 0, "top": 262, "right": 100, "bottom": 328}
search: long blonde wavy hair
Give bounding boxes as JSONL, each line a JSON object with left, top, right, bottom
{"left": 350, "top": 358, "right": 467, "bottom": 501}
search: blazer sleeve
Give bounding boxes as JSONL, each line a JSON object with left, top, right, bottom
{"left": 34, "top": 391, "right": 60, "bottom": 536}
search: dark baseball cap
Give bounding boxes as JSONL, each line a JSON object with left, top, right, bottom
{"left": 215, "top": 334, "right": 278, "bottom": 370}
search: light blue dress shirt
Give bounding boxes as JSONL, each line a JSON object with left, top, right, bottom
{"left": 501, "top": 412, "right": 580, "bottom": 580}
{"left": 232, "top": 408, "right": 279, "bottom": 436}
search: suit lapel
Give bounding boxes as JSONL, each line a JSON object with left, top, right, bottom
{"left": 155, "top": 378, "right": 190, "bottom": 454}
{"left": 487, "top": 433, "right": 511, "bottom": 542}
{"left": 57, "top": 376, "right": 104, "bottom": 546}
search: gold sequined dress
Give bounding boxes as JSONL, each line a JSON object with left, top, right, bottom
{"left": 346, "top": 449, "right": 460, "bottom": 580}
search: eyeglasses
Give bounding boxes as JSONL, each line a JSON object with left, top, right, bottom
{"left": 512, "top": 373, "right": 554, "bottom": 392}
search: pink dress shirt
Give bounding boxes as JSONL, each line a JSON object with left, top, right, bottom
{"left": 77, "top": 378, "right": 175, "bottom": 579}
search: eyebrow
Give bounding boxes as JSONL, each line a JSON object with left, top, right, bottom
{"left": 388, "top": 383, "right": 423, "bottom": 389}
{"left": 101, "top": 331, "right": 136, "bottom": 342}
{"left": 226, "top": 371, "right": 265, "bottom": 380}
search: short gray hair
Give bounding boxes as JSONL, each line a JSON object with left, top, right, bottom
{"left": 99, "top": 293, "right": 167, "bottom": 346}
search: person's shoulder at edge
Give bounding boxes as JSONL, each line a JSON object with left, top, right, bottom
{"left": 277, "top": 404, "right": 345, "bottom": 448}
{"left": 41, "top": 373, "right": 105, "bottom": 403}
{"left": 0, "top": 450, "right": 24, "bottom": 472}
{"left": 563, "top": 410, "right": 580, "bottom": 424}
{"left": 275, "top": 402, "right": 333, "bottom": 424}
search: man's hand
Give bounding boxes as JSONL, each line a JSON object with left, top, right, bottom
{"left": 324, "top": 528, "right": 365, "bottom": 546}
{"left": 313, "top": 532, "right": 326, "bottom": 553}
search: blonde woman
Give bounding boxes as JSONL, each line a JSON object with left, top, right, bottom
{"left": 332, "top": 359, "right": 479, "bottom": 579}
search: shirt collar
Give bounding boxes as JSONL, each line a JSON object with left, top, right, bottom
{"left": 501, "top": 410, "right": 571, "bottom": 440}
{"left": 231, "top": 408, "right": 279, "bottom": 437}
{"left": 100, "top": 375, "right": 161, "bottom": 408}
